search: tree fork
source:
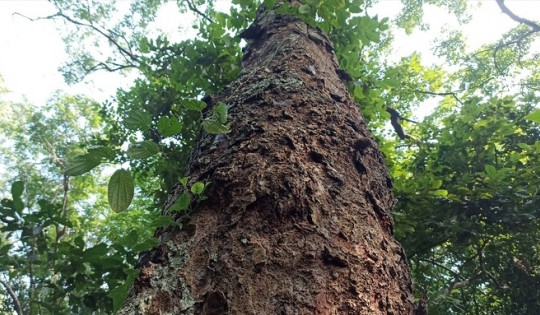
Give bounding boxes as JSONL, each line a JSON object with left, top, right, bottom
{"left": 120, "top": 8, "right": 415, "bottom": 315}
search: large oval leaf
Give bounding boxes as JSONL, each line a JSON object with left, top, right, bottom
{"left": 168, "top": 192, "right": 191, "bottom": 212}
{"left": 11, "top": 181, "right": 24, "bottom": 199}
{"left": 202, "top": 119, "right": 231, "bottom": 134}
{"left": 213, "top": 102, "right": 228, "bottom": 124}
{"left": 127, "top": 141, "right": 160, "bottom": 159}
{"left": 123, "top": 110, "right": 152, "bottom": 131}
{"left": 157, "top": 116, "right": 183, "bottom": 137}
{"left": 65, "top": 154, "right": 101, "bottom": 176}
{"left": 525, "top": 109, "right": 540, "bottom": 123}
{"left": 182, "top": 99, "right": 207, "bottom": 111}
{"left": 108, "top": 169, "right": 134, "bottom": 212}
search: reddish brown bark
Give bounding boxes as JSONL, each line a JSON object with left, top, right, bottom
{"left": 120, "top": 9, "right": 414, "bottom": 315}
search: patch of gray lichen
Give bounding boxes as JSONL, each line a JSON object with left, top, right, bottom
{"left": 229, "top": 70, "right": 304, "bottom": 106}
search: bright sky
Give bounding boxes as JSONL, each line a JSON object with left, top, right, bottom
{"left": 0, "top": 0, "right": 538, "bottom": 107}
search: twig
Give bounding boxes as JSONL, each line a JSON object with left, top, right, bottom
{"left": 184, "top": 0, "right": 214, "bottom": 24}
{"left": 13, "top": 11, "right": 139, "bottom": 64}
{"left": 413, "top": 89, "right": 462, "bottom": 104}
{"left": 417, "top": 257, "right": 463, "bottom": 280}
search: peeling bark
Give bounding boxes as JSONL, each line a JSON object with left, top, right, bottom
{"left": 120, "top": 9, "right": 414, "bottom": 315}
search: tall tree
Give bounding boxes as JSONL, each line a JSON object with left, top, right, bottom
{"left": 120, "top": 4, "right": 414, "bottom": 314}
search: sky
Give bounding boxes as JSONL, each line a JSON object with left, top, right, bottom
{"left": 0, "top": 0, "right": 539, "bottom": 108}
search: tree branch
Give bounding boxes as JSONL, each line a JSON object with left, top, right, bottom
{"left": 496, "top": 0, "right": 540, "bottom": 31}
{"left": 0, "top": 279, "right": 23, "bottom": 315}
{"left": 417, "top": 257, "right": 463, "bottom": 280}
{"left": 413, "top": 89, "right": 462, "bottom": 104}
{"left": 493, "top": 1, "right": 540, "bottom": 73}
{"left": 386, "top": 107, "right": 421, "bottom": 142}
{"left": 13, "top": 11, "right": 139, "bottom": 66}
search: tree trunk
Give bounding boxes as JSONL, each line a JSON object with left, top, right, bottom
{"left": 120, "top": 8, "right": 414, "bottom": 315}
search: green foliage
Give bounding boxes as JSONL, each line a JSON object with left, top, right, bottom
{"left": 390, "top": 93, "right": 540, "bottom": 313}
{"left": 396, "top": 0, "right": 469, "bottom": 34}
{"left": 525, "top": 109, "right": 540, "bottom": 123}
{"left": 0, "top": 91, "right": 158, "bottom": 314}
{"left": 202, "top": 102, "right": 231, "bottom": 134}
{"left": 169, "top": 180, "right": 209, "bottom": 212}
{"left": 109, "top": 269, "right": 139, "bottom": 312}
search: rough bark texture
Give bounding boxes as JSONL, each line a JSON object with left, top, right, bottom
{"left": 120, "top": 9, "right": 414, "bottom": 315}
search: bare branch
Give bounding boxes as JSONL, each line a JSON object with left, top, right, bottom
{"left": 0, "top": 279, "right": 23, "bottom": 315}
{"left": 448, "top": 270, "right": 484, "bottom": 291}
{"left": 13, "top": 11, "right": 140, "bottom": 65}
{"left": 386, "top": 107, "right": 422, "bottom": 143}
{"left": 83, "top": 61, "right": 134, "bottom": 74}
{"left": 417, "top": 257, "right": 463, "bottom": 280}
{"left": 413, "top": 89, "right": 462, "bottom": 104}
{"left": 496, "top": 0, "right": 540, "bottom": 32}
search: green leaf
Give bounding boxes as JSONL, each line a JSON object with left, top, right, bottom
{"left": 150, "top": 215, "right": 175, "bottom": 228}
{"left": 11, "top": 181, "right": 24, "bottom": 199}
{"left": 157, "top": 116, "right": 183, "bottom": 137}
{"left": 132, "top": 237, "right": 159, "bottom": 252}
{"left": 127, "top": 141, "right": 160, "bottom": 159}
{"left": 524, "top": 109, "right": 540, "bottom": 123}
{"left": 109, "top": 269, "right": 139, "bottom": 312}
{"left": 298, "top": 4, "right": 310, "bottom": 14}
{"left": 433, "top": 189, "right": 448, "bottom": 197}
{"left": 84, "top": 243, "right": 109, "bottom": 260}
{"left": 485, "top": 165, "right": 497, "bottom": 177}
{"left": 87, "top": 146, "right": 116, "bottom": 160}
{"left": 75, "top": 236, "right": 85, "bottom": 249}
{"left": 13, "top": 199, "right": 24, "bottom": 212}
{"left": 182, "top": 99, "right": 207, "bottom": 111}
{"left": 139, "top": 37, "right": 149, "bottom": 53}
{"left": 118, "top": 230, "right": 139, "bottom": 247}
{"left": 65, "top": 154, "right": 101, "bottom": 176}
{"left": 179, "top": 177, "right": 188, "bottom": 187}
{"left": 168, "top": 192, "right": 191, "bottom": 212}
{"left": 517, "top": 143, "right": 529, "bottom": 149}
{"left": 108, "top": 169, "right": 134, "bottom": 212}
{"left": 364, "top": 30, "right": 380, "bottom": 43}
{"left": 123, "top": 110, "right": 152, "bottom": 131}
{"left": 213, "top": 102, "right": 228, "bottom": 124}
{"left": 431, "top": 179, "right": 443, "bottom": 189}
{"left": 202, "top": 119, "right": 231, "bottom": 134}
{"left": 191, "top": 181, "right": 205, "bottom": 195}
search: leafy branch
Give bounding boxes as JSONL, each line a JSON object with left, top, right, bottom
{"left": 493, "top": 0, "right": 540, "bottom": 73}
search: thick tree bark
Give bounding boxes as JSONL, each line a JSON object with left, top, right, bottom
{"left": 120, "top": 9, "right": 414, "bottom": 315}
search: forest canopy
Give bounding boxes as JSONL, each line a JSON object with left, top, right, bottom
{"left": 0, "top": 0, "right": 539, "bottom": 313}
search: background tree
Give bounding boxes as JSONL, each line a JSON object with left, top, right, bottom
{"left": 0, "top": 87, "right": 160, "bottom": 314}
